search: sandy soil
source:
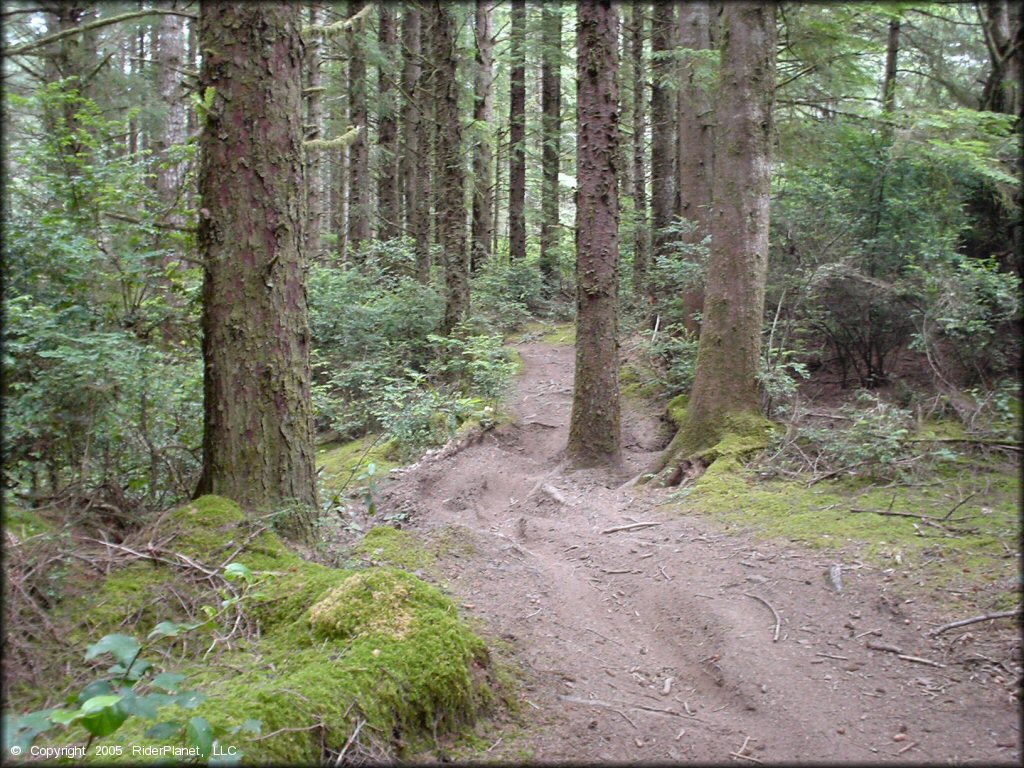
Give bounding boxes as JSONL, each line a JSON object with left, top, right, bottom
{"left": 378, "top": 341, "right": 1020, "bottom": 764}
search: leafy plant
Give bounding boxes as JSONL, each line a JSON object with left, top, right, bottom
{"left": 2, "top": 565, "right": 263, "bottom": 763}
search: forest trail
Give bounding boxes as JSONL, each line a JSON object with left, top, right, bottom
{"left": 379, "top": 341, "right": 1019, "bottom": 764}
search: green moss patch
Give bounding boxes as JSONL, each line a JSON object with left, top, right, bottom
{"left": 33, "top": 496, "right": 496, "bottom": 763}
{"left": 318, "top": 434, "right": 400, "bottom": 494}
{"left": 2, "top": 504, "right": 54, "bottom": 539}
{"left": 668, "top": 457, "right": 1020, "bottom": 611}
{"left": 352, "top": 525, "right": 437, "bottom": 571}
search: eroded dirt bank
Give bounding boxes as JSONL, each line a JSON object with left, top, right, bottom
{"left": 379, "top": 341, "right": 1020, "bottom": 764}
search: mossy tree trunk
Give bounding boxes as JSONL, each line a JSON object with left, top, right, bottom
{"left": 539, "top": 5, "right": 562, "bottom": 293}
{"left": 568, "top": 0, "right": 622, "bottom": 468}
{"left": 471, "top": 0, "right": 495, "bottom": 274}
{"left": 376, "top": 5, "right": 399, "bottom": 242}
{"left": 304, "top": 2, "right": 326, "bottom": 263}
{"left": 508, "top": 0, "right": 527, "bottom": 263}
{"left": 676, "top": 0, "right": 715, "bottom": 336}
{"left": 628, "top": 4, "right": 650, "bottom": 303}
{"left": 346, "top": 0, "right": 370, "bottom": 256}
{"left": 430, "top": 2, "right": 468, "bottom": 334}
{"left": 649, "top": 1, "right": 676, "bottom": 282}
{"left": 400, "top": 7, "right": 430, "bottom": 284}
{"left": 195, "top": 1, "right": 318, "bottom": 530}
{"left": 659, "top": 1, "right": 776, "bottom": 477}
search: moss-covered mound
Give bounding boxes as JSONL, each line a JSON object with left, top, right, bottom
{"left": 45, "top": 496, "right": 493, "bottom": 763}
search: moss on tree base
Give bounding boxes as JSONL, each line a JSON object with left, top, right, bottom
{"left": 655, "top": 397, "right": 776, "bottom": 486}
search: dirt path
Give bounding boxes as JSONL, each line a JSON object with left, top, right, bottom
{"left": 380, "top": 341, "right": 1020, "bottom": 764}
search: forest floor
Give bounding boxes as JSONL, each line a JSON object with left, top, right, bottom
{"left": 375, "top": 338, "right": 1020, "bottom": 764}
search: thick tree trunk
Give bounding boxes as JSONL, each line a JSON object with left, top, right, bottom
{"left": 430, "top": 2, "right": 468, "bottom": 332}
{"left": 676, "top": 0, "right": 714, "bottom": 334}
{"left": 660, "top": 1, "right": 776, "bottom": 471}
{"left": 981, "top": 0, "right": 1021, "bottom": 115}
{"left": 650, "top": 1, "right": 676, "bottom": 272}
{"left": 568, "top": 0, "right": 621, "bottom": 468}
{"left": 471, "top": 1, "right": 495, "bottom": 274}
{"left": 399, "top": 7, "right": 430, "bottom": 283}
{"left": 629, "top": 4, "right": 650, "bottom": 302}
{"left": 539, "top": 5, "right": 562, "bottom": 291}
{"left": 377, "top": 5, "right": 399, "bottom": 242}
{"left": 304, "top": 2, "right": 326, "bottom": 262}
{"left": 508, "top": 0, "right": 527, "bottom": 262}
{"left": 195, "top": 2, "right": 318, "bottom": 528}
{"left": 346, "top": 0, "right": 370, "bottom": 254}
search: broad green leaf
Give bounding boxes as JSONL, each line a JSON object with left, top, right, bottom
{"left": 187, "top": 716, "right": 214, "bottom": 757}
{"left": 85, "top": 634, "right": 140, "bottom": 666}
{"left": 144, "top": 721, "right": 182, "bottom": 739}
{"left": 223, "top": 563, "right": 253, "bottom": 582}
{"left": 118, "top": 692, "right": 158, "bottom": 720}
{"left": 149, "top": 672, "right": 186, "bottom": 692}
{"left": 79, "top": 700, "right": 128, "bottom": 738}
{"left": 175, "top": 690, "right": 208, "bottom": 709}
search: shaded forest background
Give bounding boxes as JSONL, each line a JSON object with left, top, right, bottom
{"left": 3, "top": 1, "right": 1019, "bottom": 512}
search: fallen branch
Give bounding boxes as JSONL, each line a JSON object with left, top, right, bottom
{"left": 743, "top": 593, "right": 781, "bottom": 642}
{"left": 929, "top": 609, "right": 1021, "bottom": 637}
{"left": 866, "top": 640, "right": 903, "bottom": 654}
{"left": 600, "top": 521, "right": 663, "bottom": 534}
{"left": 903, "top": 437, "right": 1021, "bottom": 451}
{"left": 897, "top": 653, "right": 945, "bottom": 668}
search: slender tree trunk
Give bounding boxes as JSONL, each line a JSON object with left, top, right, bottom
{"left": 568, "top": 0, "right": 621, "bottom": 467}
{"left": 508, "top": 0, "right": 527, "bottom": 262}
{"left": 676, "top": 0, "right": 714, "bottom": 334}
{"left": 414, "top": 8, "right": 434, "bottom": 283}
{"left": 471, "top": 0, "right": 495, "bottom": 273}
{"left": 539, "top": 4, "right": 562, "bottom": 291}
{"left": 650, "top": 1, "right": 676, "bottom": 268}
{"left": 400, "top": 7, "right": 429, "bottom": 282}
{"left": 377, "top": 5, "right": 399, "bottom": 241}
{"left": 346, "top": 0, "right": 370, "bottom": 255}
{"left": 430, "top": 2, "right": 468, "bottom": 332}
{"left": 195, "top": 1, "right": 318, "bottom": 528}
{"left": 154, "top": 1, "right": 186, "bottom": 213}
{"left": 493, "top": 126, "right": 505, "bottom": 258}
{"left": 881, "top": 17, "right": 900, "bottom": 117}
{"left": 304, "top": 2, "right": 326, "bottom": 262}
{"left": 660, "top": 1, "right": 776, "bottom": 473}
{"left": 629, "top": 4, "right": 650, "bottom": 302}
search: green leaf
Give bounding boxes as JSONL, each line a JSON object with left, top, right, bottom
{"left": 85, "top": 634, "right": 140, "bottom": 666}
{"left": 78, "top": 680, "right": 115, "bottom": 701}
{"left": 48, "top": 708, "right": 83, "bottom": 726}
{"left": 118, "top": 692, "right": 159, "bottom": 720}
{"left": 187, "top": 716, "right": 214, "bottom": 758}
{"left": 148, "top": 620, "right": 202, "bottom": 640}
{"left": 144, "top": 721, "right": 182, "bottom": 739}
{"left": 79, "top": 698, "right": 128, "bottom": 738}
{"left": 175, "top": 690, "right": 208, "bottom": 709}
{"left": 149, "top": 672, "right": 186, "bottom": 692}
{"left": 223, "top": 563, "right": 253, "bottom": 582}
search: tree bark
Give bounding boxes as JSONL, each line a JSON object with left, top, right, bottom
{"left": 676, "top": 0, "right": 714, "bottom": 334}
{"left": 508, "top": 0, "right": 527, "bottom": 262}
{"left": 661, "top": 1, "right": 776, "bottom": 468}
{"left": 568, "top": 0, "right": 621, "bottom": 468}
{"left": 650, "top": 0, "right": 676, "bottom": 271}
{"left": 195, "top": 1, "right": 318, "bottom": 527}
{"left": 304, "top": 2, "right": 326, "bottom": 262}
{"left": 346, "top": 0, "right": 370, "bottom": 255}
{"left": 471, "top": 0, "right": 495, "bottom": 274}
{"left": 399, "top": 7, "right": 430, "bottom": 283}
{"left": 981, "top": 0, "right": 1021, "bottom": 115}
{"left": 629, "top": 4, "right": 650, "bottom": 302}
{"left": 430, "top": 2, "right": 468, "bottom": 333}
{"left": 377, "top": 4, "right": 399, "bottom": 242}
{"left": 539, "top": 4, "right": 562, "bottom": 291}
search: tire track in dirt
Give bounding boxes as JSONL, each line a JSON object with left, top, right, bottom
{"left": 380, "top": 342, "right": 1020, "bottom": 763}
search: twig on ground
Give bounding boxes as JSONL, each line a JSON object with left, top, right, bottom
{"left": 897, "top": 741, "right": 918, "bottom": 755}
{"left": 929, "top": 610, "right": 1021, "bottom": 637}
{"left": 335, "top": 718, "right": 365, "bottom": 766}
{"left": 815, "top": 652, "right": 849, "bottom": 661}
{"left": 854, "top": 628, "right": 882, "bottom": 639}
{"left": 866, "top": 640, "right": 903, "bottom": 654}
{"left": 601, "top": 521, "right": 663, "bottom": 534}
{"left": 556, "top": 694, "right": 637, "bottom": 728}
{"left": 744, "top": 593, "right": 781, "bottom": 642}
{"left": 897, "top": 654, "right": 945, "bottom": 668}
